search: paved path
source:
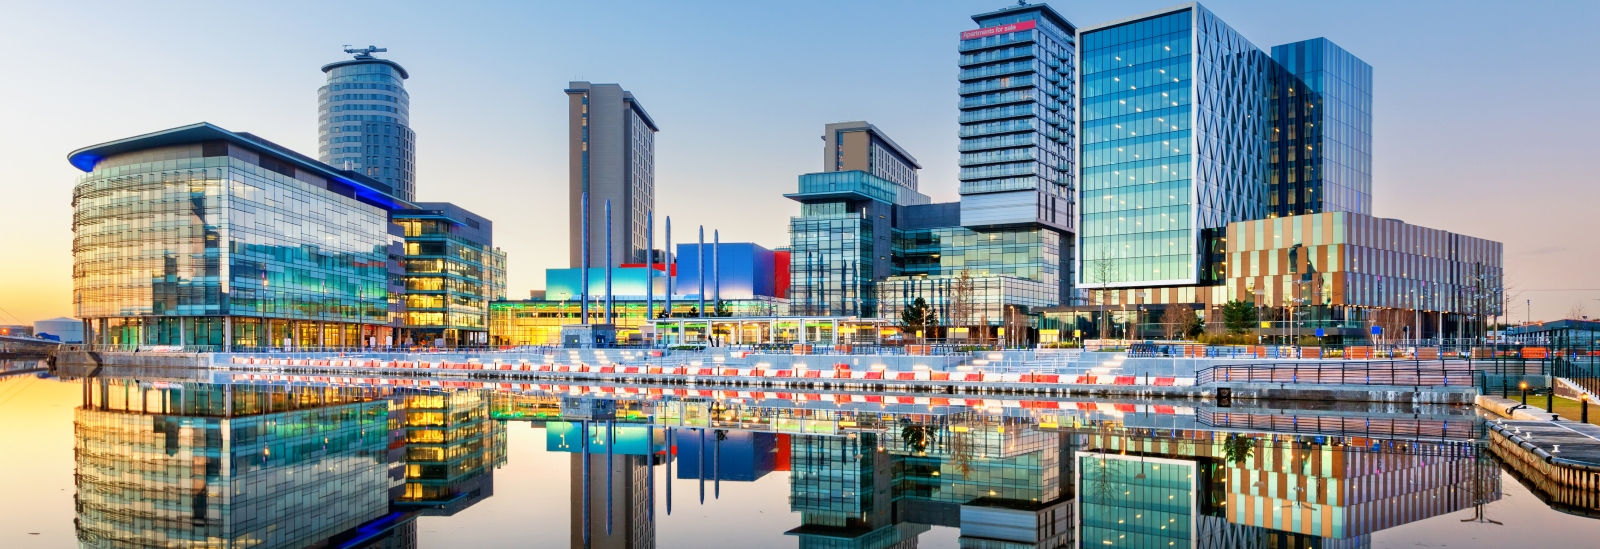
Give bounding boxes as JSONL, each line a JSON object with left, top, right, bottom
{"left": 1497, "top": 419, "right": 1600, "bottom": 468}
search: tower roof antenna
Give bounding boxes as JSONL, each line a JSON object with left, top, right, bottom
{"left": 343, "top": 45, "right": 388, "bottom": 60}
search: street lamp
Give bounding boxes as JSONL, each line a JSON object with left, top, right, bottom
{"left": 1252, "top": 288, "right": 1266, "bottom": 345}
{"left": 1520, "top": 380, "right": 1529, "bottom": 406}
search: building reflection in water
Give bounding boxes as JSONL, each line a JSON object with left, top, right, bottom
{"left": 72, "top": 378, "right": 506, "bottom": 549}
{"left": 393, "top": 389, "right": 507, "bottom": 515}
{"left": 72, "top": 380, "right": 1503, "bottom": 549}
{"left": 1077, "top": 429, "right": 1502, "bottom": 549}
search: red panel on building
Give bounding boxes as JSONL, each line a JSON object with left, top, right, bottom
{"left": 620, "top": 262, "right": 677, "bottom": 276}
{"left": 772, "top": 251, "right": 791, "bottom": 299}
{"left": 960, "top": 20, "right": 1036, "bottom": 40}
{"left": 774, "top": 433, "right": 791, "bottom": 471}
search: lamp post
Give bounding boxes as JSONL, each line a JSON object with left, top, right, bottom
{"left": 1520, "top": 380, "right": 1528, "bottom": 406}
{"left": 1582, "top": 393, "right": 1590, "bottom": 424}
{"left": 1252, "top": 288, "right": 1265, "bottom": 346}
{"left": 1134, "top": 291, "right": 1146, "bottom": 342}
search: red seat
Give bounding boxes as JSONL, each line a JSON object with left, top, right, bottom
{"left": 1113, "top": 376, "right": 1136, "bottom": 385}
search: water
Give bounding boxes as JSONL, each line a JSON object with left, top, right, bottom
{"left": 3, "top": 362, "right": 1599, "bottom": 549}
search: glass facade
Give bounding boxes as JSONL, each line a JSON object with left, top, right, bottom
{"left": 75, "top": 381, "right": 393, "bottom": 549}
{"left": 488, "top": 298, "right": 788, "bottom": 346}
{"left": 319, "top": 57, "right": 416, "bottom": 201}
{"left": 1079, "top": 7, "right": 1272, "bottom": 289}
{"left": 394, "top": 389, "right": 507, "bottom": 511}
{"left": 72, "top": 138, "right": 398, "bottom": 349}
{"left": 788, "top": 170, "right": 925, "bottom": 317}
{"left": 394, "top": 207, "right": 507, "bottom": 346}
{"left": 1270, "top": 39, "right": 1373, "bottom": 217}
{"left": 1077, "top": 454, "right": 1195, "bottom": 549}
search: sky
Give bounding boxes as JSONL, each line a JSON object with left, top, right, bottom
{"left": 1, "top": 0, "right": 1596, "bottom": 326}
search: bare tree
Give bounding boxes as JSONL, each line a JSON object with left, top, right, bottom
{"left": 1567, "top": 302, "right": 1587, "bottom": 320}
{"left": 1089, "top": 245, "right": 1119, "bottom": 341}
{"left": 1161, "top": 304, "right": 1196, "bottom": 340}
{"left": 947, "top": 269, "right": 975, "bottom": 333}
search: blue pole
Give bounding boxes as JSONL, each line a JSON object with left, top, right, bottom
{"left": 698, "top": 427, "right": 705, "bottom": 504}
{"left": 581, "top": 420, "right": 590, "bottom": 546}
{"left": 665, "top": 217, "right": 673, "bottom": 324}
{"left": 665, "top": 426, "right": 674, "bottom": 516}
{"left": 713, "top": 230, "right": 721, "bottom": 317}
{"left": 646, "top": 422, "right": 655, "bottom": 522}
{"left": 698, "top": 227, "right": 706, "bottom": 319}
{"left": 605, "top": 199, "right": 613, "bottom": 325}
{"left": 606, "top": 419, "right": 613, "bottom": 535}
{"left": 581, "top": 193, "right": 590, "bottom": 325}
{"left": 646, "top": 210, "right": 654, "bottom": 334}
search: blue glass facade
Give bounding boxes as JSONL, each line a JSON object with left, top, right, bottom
{"left": 1078, "top": 454, "right": 1196, "bottom": 549}
{"left": 1079, "top": 5, "right": 1364, "bottom": 289}
{"left": 1270, "top": 38, "right": 1374, "bottom": 217}
{"left": 787, "top": 170, "right": 928, "bottom": 316}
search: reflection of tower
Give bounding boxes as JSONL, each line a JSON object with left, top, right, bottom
{"left": 786, "top": 433, "right": 926, "bottom": 549}
{"left": 73, "top": 380, "right": 398, "bottom": 548}
{"left": 570, "top": 448, "right": 655, "bottom": 549}
{"left": 394, "top": 389, "right": 507, "bottom": 515}
{"left": 953, "top": 428, "right": 1076, "bottom": 549}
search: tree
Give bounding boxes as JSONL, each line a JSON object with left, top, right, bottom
{"left": 1088, "top": 245, "right": 1119, "bottom": 340}
{"left": 1221, "top": 300, "right": 1257, "bottom": 334}
{"left": 1568, "top": 302, "right": 1587, "bottom": 320}
{"left": 715, "top": 300, "right": 732, "bottom": 317}
{"left": 1161, "top": 305, "right": 1197, "bottom": 340}
{"left": 947, "top": 270, "right": 976, "bottom": 333}
{"left": 900, "top": 297, "right": 934, "bottom": 335}
{"left": 1186, "top": 311, "right": 1206, "bottom": 339}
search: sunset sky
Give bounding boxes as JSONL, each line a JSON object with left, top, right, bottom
{"left": 1, "top": 0, "right": 1595, "bottom": 325}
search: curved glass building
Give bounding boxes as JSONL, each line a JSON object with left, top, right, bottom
{"left": 319, "top": 49, "right": 416, "bottom": 202}
{"left": 69, "top": 123, "right": 409, "bottom": 349}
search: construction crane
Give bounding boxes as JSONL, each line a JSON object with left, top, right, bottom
{"left": 342, "top": 45, "right": 387, "bottom": 59}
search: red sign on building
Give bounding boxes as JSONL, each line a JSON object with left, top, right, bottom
{"left": 960, "top": 20, "right": 1037, "bottom": 40}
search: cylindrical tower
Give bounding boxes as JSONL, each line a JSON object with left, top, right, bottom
{"left": 319, "top": 47, "right": 416, "bottom": 201}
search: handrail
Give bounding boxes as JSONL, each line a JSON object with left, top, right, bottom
{"left": 1195, "top": 359, "right": 1478, "bottom": 387}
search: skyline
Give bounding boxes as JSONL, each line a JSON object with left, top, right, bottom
{"left": 2, "top": 0, "right": 1596, "bottom": 325}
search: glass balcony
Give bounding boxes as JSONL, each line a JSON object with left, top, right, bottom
{"left": 959, "top": 60, "right": 1040, "bottom": 82}
{"left": 789, "top": 170, "right": 919, "bottom": 206}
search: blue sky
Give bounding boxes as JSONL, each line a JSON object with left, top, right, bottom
{"left": 1, "top": 0, "right": 1596, "bottom": 324}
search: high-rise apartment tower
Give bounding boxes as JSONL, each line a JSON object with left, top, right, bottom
{"left": 319, "top": 46, "right": 417, "bottom": 201}
{"left": 567, "top": 82, "right": 659, "bottom": 268}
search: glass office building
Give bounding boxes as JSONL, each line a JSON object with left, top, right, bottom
{"left": 69, "top": 123, "right": 411, "bottom": 349}
{"left": 1079, "top": 5, "right": 1273, "bottom": 289}
{"left": 1269, "top": 38, "right": 1374, "bottom": 217}
{"left": 787, "top": 170, "right": 929, "bottom": 316}
{"left": 393, "top": 203, "right": 507, "bottom": 346}
{"left": 319, "top": 49, "right": 417, "bottom": 202}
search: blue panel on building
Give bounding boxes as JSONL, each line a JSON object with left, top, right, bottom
{"left": 673, "top": 430, "right": 776, "bottom": 482}
{"left": 674, "top": 242, "right": 776, "bottom": 299}
{"left": 545, "top": 421, "right": 665, "bottom": 455}
{"left": 545, "top": 267, "right": 664, "bottom": 300}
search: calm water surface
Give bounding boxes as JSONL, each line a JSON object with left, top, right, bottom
{"left": 3, "top": 362, "right": 1599, "bottom": 549}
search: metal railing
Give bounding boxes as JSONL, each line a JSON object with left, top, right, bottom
{"left": 1196, "top": 360, "right": 1478, "bottom": 387}
{"left": 1197, "top": 410, "right": 1485, "bottom": 441}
